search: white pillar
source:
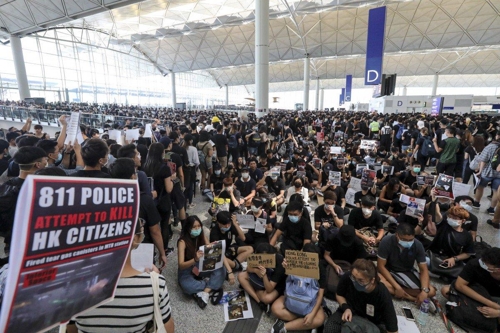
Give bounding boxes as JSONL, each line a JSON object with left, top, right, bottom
{"left": 58, "top": 90, "right": 62, "bottom": 102}
{"left": 432, "top": 73, "right": 439, "bottom": 96}
{"left": 303, "top": 56, "right": 310, "bottom": 111}
{"left": 315, "top": 77, "right": 320, "bottom": 111}
{"left": 10, "top": 36, "right": 31, "bottom": 100}
{"left": 402, "top": 85, "right": 407, "bottom": 96}
{"left": 225, "top": 84, "right": 229, "bottom": 107}
{"left": 255, "top": 0, "right": 269, "bottom": 119}
{"left": 320, "top": 88, "right": 324, "bottom": 111}
{"left": 171, "top": 71, "right": 176, "bottom": 108}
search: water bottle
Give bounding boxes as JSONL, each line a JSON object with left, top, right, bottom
{"left": 417, "top": 299, "right": 430, "bottom": 326}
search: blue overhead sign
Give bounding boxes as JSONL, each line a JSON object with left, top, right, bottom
{"left": 345, "top": 75, "right": 352, "bottom": 102}
{"left": 365, "top": 6, "right": 386, "bottom": 85}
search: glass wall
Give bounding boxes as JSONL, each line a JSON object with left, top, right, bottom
{"left": 0, "top": 28, "right": 233, "bottom": 107}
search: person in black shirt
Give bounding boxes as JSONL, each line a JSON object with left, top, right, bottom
{"left": 330, "top": 259, "right": 398, "bottom": 333}
{"left": 209, "top": 163, "right": 226, "bottom": 195}
{"left": 213, "top": 125, "right": 228, "bottom": 171}
{"left": 235, "top": 166, "right": 256, "bottom": 207}
{"left": 270, "top": 201, "right": 312, "bottom": 254}
{"left": 257, "top": 154, "right": 271, "bottom": 173}
{"left": 243, "top": 197, "right": 273, "bottom": 247}
{"left": 353, "top": 184, "right": 377, "bottom": 208}
{"left": 439, "top": 195, "right": 478, "bottom": 240}
{"left": 209, "top": 211, "right": 253, "bottom": 272}
{"left": 0, "top": 140, "right": 9, "bottom": 176}
{"left": 441, "top": 247, "right": 500, "bottom": 318}
{"left": 348, "top": 197, "right": 384, "bottom": 247}
{"left": 257, "top": 170, "right": 286, "bottom": 207}
{"left": 75, "top": 138, "right": 110, "bottom": 178}
{"left": 314, "top": 190, "right": 344, "bottom": 245}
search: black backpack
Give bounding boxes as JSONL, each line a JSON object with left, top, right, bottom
{"left": 420, "top": 136, "right": 436, "bottom": 157}
{"left": 228, "top": 134, "right": 238, "bottom": 149}
{"left": 0, "top": 177, "right": 24, "bottom": 233}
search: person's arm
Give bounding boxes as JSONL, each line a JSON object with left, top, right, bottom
{"left": 377, "top": 257, "right": 409, "bottom": 298}
{"left": 455, "top": 276, "right": 500, "bottom": 309}
{"left": 164, "top": 318, "right": 175, "bottom": 333}
{"left": 72, "top": 140, "right": 84, "bottom": 167}
{"left": 21, "top": 117, "right": 32, "bottom": 133}
{"left": 56, "top": 115, "right": 68, "bottom": 150}
{"left": 303, "top": 288, "right": 324, "bottom": 325}
{"left": 228, "top": 188, "right": 240, "bottom": 206}
{"left": 270, "top": 229, "right": 282, "bottom": 246}
{"left": 443, "top": 253, "right": 471, "bottom": 267}
{"left": 164, "top": 176, "right": 173, "bottom": 193}
{"left": 244, "top": 189, "right": 256, "bottom": 202}
{"left": 149, "top": 224, "right": 167, "bottom": 269}
{"left": 257, "top": 174, "right": 267, "bottom": 187}
{"left": 433, "top": 137, "right": 443, "bottom": 153}
{"left": 336, "top": 294, "right": 353, "bottom": 322}
{"left": 379, "top": 186, "right": 392, "bottom": 203}
{"left": 177, "top": 240, "right": 200, "bottom": 270}
{"left": 416, "top": 262, "right": 431, "bottom": 304}
{"left": 66, "top": 324, "right": 77, "bottom": 333}
{"left": 233, "top": 221, "right": 246, "bottom": 241}
{"left": 376, "top": 228, "right": 384, "bottom": 243}
{"left": 177, "top": 166, "right": 184, "bottom": 188}
{"left": 223, "top": 257, "right": 236, "bottom": 285}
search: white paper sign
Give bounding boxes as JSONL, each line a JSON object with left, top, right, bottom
{"left": 64, "top": 112, "right": 80, "bottom": 145}
{"left": 330, "top": 147, "right": 342, "bottom": 154}
{"left": 76, "top": 128, "right": 84, "bottom": 145}
{"left": 131, "top": 243, "right": 154, "bottom": 272}
{"left": 397, "top": 315, "right": 420, "bottom": 333}
{"left": 108, "top": 129, "right": 122, "bottom": 144}
{"left": 144, "top": 123, "right": 153, "bottom": 138}
{"left": 255, "top": 218, "right": 267, "bottom": 234}
{"left": 125, "top": 128, "right": 140, "bottom": 141}
{"left": 345, "top": 188, "right": 357, "bottom": 207}
{"left": 453, "top": 182, "right": 472, "bottom": 198}
{"left": 349, "top": 177, "right": 362, "bottom": 192}
{"left": 360, "top": 140, "right": 377, "bottom": 150}
{"left": 237, "top": 214, "right": 255, "bottom": 229}
{"left": 199, "top": 240, "right": 226, "bottom": 272}
{"left": 224, "top": 290, "right": 254, "bottom": 322}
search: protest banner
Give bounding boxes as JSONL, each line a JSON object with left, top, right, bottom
{"left": 199, "top": 240, "right": 225, "bottom": 272}
{"left": 285, "top": 250, "right": 320, "bottom": 280}
{"left": 236, "top": 214, "right": 256, "bottom": 229}
{"left": 224, "top": 290, "right": 253, "bottom": 322}
{"left": 0, "top": 176, "right": 140, "bottom": 333}
{"left": 434, "top": 174, "right": 454, "bottom": 199}
{"left": 247, "top": 254, "right": 276, "bottom": 268}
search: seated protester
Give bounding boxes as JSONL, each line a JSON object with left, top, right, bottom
{"left": 68, "top": 220, "right": 174, "bottom": 333}
{"left": 400, "top": 161, "right": 429, "bottom": 198}
{"left": 243, "top": 197, "right": 273, "bottom": 247}
{"left": 377, "top": 223, "right": 437, "bottom": 306}
{"left": 178, "top": 215, "right": 234, "bottom": 309}
{"left": 209, "top": 163, "right": 226, "bottom": 196}
{"left": 323, "top": 225, "right": 368, "bottom": 296}
{"left": 256, "top": 169, "right": 286, "bottom": 208}
{"left": 209, "top": 178, "right": 241, "bottom": 216}
{"left": 266, "top": 149, "right": 279, "bottom": 166}
{"left": 375, "top": 159, "right": 392, "bottom": 188}
{"left": 377, "top": 177, "right": 400, "bottom": 212}
{"left": 238, "top": 243, "right": 286, "bottom": 311}
{"left": 427, "top": 205, "right": 475, "bottom": 279}
{"left": 320, "top": 181, "right": 348, "bottom": 214}
{"left": 348, "top": 196, "right": 384, "bottom": 255}
{"left": 210, "top": 211, "right": 254, "bottom": 272}
{"left": 353, "top": 184, "right": 377, "bottom": 208}
{"left": 271, "top": 243, "right": 326, "bottom": 333}
{"left": 391, "top": 152, "right": 407, "bottom": 177}
{"left": 248, "top": 158, "right": 264, "bottom": 182}
{"left": 441, "top": 247, "right": 500, "bottom": 331}
{"left": 396, "top": 204, "right": 432, "bottom": 249}
{"left": 325, "top": 259, "right": 398, "bottom": 333}
{"left": 386, "top": 197, "right": 408, "bottom": 219}
{"left": 285, "top": 176, "right": 310, "bottom": 206}
{"left": 270, "top": 201, "right": 312, "bottom": 255}
{"left": 257, "top": 154, "right": 271, "bottom": 173}
{"left": 314, "top": 190, "right": 344, "bottom": 246}
{"left": 234, "top": 166, "right": 256, "bottom": 208}
{"left": 74, "top": 138, "right": 111, "bottom": 178}
{"left": 438, "top": 196, "right": 478, "bottom": 240}
{"left": 281, "top": 156, "right": 295, "bottom": 185}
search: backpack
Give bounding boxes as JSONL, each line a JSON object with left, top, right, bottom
{"left": 284, "top": 275, "right": 319, "bottom": 316}
{"left": 0, "top": 177, "right": 23, "bottom": 233}
{"left": 489, "top": 145, "right": 500, "bottom": 171}
{"left": 395, "top": 125, "right": 405, "bottom": 140}
{"left": 420, "top": 136, "right": 436, "bottom": 157}
{"left": 228, "top": 134, "right": 238, "bottom": 149}
{"left": 324, "top": 261, "right": 352, "bottom": 300}
{"left": 473, "top": 235, "right": 492, "bottom": 258}
{"left": 324, "top": 312, "right": 381, "bottom": 333}
{"left": 197, "top": 142, "right": 209, "bottom": 167}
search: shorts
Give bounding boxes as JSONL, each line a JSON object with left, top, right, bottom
{"left": 225, "top": 244, "right": 239, "bottom": 260}
{"left": 389, "top": 269, "right": 421, "bottom": 290}
{"left": 199, "top": 159, "right": 212, "bottom": 172}
{"left": 478, "top": 176, "right": 500, "bottom": 190}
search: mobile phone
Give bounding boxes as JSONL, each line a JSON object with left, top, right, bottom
{"left": 402, "top": 307, "right": 415, "bottom": 321}
{"left": 439, "top": 262, "right": 449, "bottom": 269}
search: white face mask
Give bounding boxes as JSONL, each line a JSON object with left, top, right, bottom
{"left": 459, "top": 201, "right": 473, "bottom": 212}
{"left": 362, "top": 208, "right": 372, "bottom": 216}
{"left": 251, "top": 205, "right": 260, "bottom": 213}
{"left": 241, "top": 172, "right": 249, "bottom": 179}
{"left": 447, "top": 218, "right": 461, "bottom": 228}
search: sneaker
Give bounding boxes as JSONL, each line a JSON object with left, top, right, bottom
{"left": 241, "top": 262, "right": 248, "bottom": 271}
{"left": 487, "top": 207, "right": 495, "bottom": 215}
{"left": 197, "top": 291, "right": 209, "bottom": 307}
{"left": 428, "top": 298, "right": 437, "bottom": 315}
{"left": 487, "top": 219, "right": 500, "bottom": 229}
{"left": 311, "top": 329, "right": 317, "bottom": 333}
{"left": 271, "top": 319, "right": 287, "bottom": 333}
{"left": 189, "top": 203, "right": 196, "bottom": 209}
{"left": 193, "top": 293, "right": 206, "bottom": 309}
{"left": 472, "top": 201, "right": 480, "bottom": 209}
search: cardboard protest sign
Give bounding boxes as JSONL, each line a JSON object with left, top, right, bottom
{"left": 224, "top": 290, "right": 253, "bottom": 322}
{"left": 285, "top": 250, "right": 320, "bottom": 280}
{"left": 247, "top": 254, "right": 276, "bottom": 268}
{"left": 0, "top": 176, "right": 140, "bottom": 333}
{"left": 64, "top": 112, "right": 80, "bottom": 145}
{"left": 199, "top": 240, "right": 225, "bottom": 272}
{"left": 434, "top": 174, "right": 454, "bottom": 199}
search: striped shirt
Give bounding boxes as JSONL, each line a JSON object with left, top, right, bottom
{"left": 74, "top": 273, "right": 171, "bottom": 333}
{"left": 478, "top": 142, "right": 500, "bottom": 178}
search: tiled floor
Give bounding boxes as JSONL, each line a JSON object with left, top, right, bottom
{"left": 41, "top": 181, "right": 499, "bottom": 333}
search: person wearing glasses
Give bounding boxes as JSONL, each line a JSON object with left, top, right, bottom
{"left": 68, "top": 219, "right": 175, "bottom": 333}
{"left": 325, "top": 259, "right": 398, "bottom": 333}
{"left": 441, "top": 247, "right": 500, "bottom": 323}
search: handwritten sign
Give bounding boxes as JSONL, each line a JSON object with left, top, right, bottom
{"left": 236, "top": 214, "right": 255, "bottom": 229}
{"left": 285, "top": 250, "right": 319, "bottom": 279}
{"left": 247, "top": 254, "right": 276, "bottom": 268}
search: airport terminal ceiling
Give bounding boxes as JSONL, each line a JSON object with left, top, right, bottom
{"left": 0, "top": 0, "right": 499, "bottom": 89}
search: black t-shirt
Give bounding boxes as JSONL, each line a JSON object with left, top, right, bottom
{"left": 264, "top": 176, "right": 285, "bottom": 195}
{"left": 314, "top": 204, "right": 344, "bottom": 224}
{"left": 459, "top": 258, "right": 500, "bottom": 297}
{"left": 428, "top": 222, "right": 475, "bottom": 257}
{"left": 74, "top": 169, "right": 110, "bottom": 178}
{"left": 209, "top": 223, "right": 239, "bottom": 248}
{"left": 171, "top": 143, "right": 189, "bottom": 166}
{"left": 257, "top": 162, "right": 271, "bottom": 173}
{"left": 441, "top": 212, "right": 478, "bottom": 233}
{"left": 278, "top": 216, "right": 312, "bottom": 249}
{"left": 284, "top": 128, "right": 294, "bottom": 144}
{"left": 210, "top": 174, "right": 226, "bottom": 192}
{"left": 213, "top": 133, "right": 228, "bottom": 157}
{"left": 235, "top": 178, "right": 256, "bottom": 197}
{"left": 0, "top": 156, "right": 9, "bottom": 176}
{"left": 337, "top": 274, "right": 398, "bottom": 332}
{"left": 325, "top": 235, "right": 368, "bottom": 263}
{"left": 149, "top": 164, "right": 172, "bottom": 195}
{"left": 347, "top": 208, "right": 384, "bottom": 231}
{"left": 139, "top": 193, "right": 161, "bottom": 242}
{"left": 354, "top": 190, "right": 376, "bottom": 206}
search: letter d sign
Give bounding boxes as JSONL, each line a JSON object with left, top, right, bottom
{"left": 366, "top": 70, "right": 379, "bottom": 83}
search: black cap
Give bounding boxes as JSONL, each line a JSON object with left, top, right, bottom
{"left": 241, "top": 166, "right": 249, "bottom": 171}
{"left": 323, "top": 163, "right": 333, "bottom": 173}
{"left": 338, "top": 225, "right": 356, "bottom": 247}
{"left": 252, "top": 197, "right": 264, "bottom": 208}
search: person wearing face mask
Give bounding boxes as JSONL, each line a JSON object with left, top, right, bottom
{"left": 324, "top": 259, "right": 398, "bottom": 333}
{"left": 377, "top": 223, "right": 436, "bottom": 307}
{"left": 270, "top": 201, "right": 312, "bottom": 255}
{"left": 285, "top": 176, "right": 310, "bottom": 207}
{"left": 441, "top": 247, "right": 500, "bottom": 331}
{"left": 74, "top": 138, "right": 111, "bottom": 178}
{"left": 257, "top": 169, "right": 285, "bottom": 208}
{"left": 242, "top": 198, "right": 273, "bottom": 247}
{"left": 348, "top": 197, "right": 384, "bottom": 251}
{"left": 235, "top": 166, "right": 256, "bottom": 208}
{"left": 178, "top": 215, "right": 234, "bottom": 309}
{"left": 68, "top": 219, "right": 175, "bottom": 333}
{"left": 436, "top": 196, "right": 478, "bottom": 240}
{"left": 427, "top": 205, "right": 475, "bottom": 278}
{"left": 314, "top": 190, "right": 344, "bottom": 246}
{"left": 210, "top": 211, "right": 254, "bottom": 273}
{"left": 353, "top": 183, "right": 377, "bottom": 208}
{"left": 209, "top": 164, "right": 226, "bottom": 196}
